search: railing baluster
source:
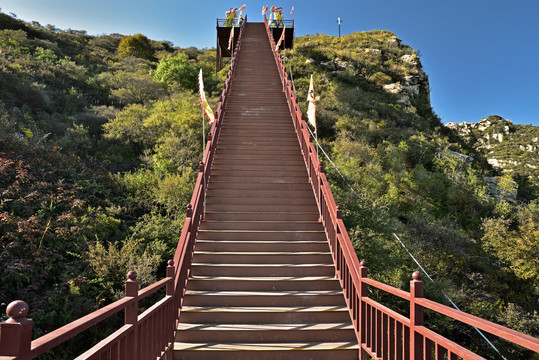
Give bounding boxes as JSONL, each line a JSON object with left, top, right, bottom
{"left": 383, "top": 313, "right": 389, "bottom": 360}
{"left": 110, "top": 342, "right": 118, "bottom": 360}
{"left": 410, "top": 272, "right": 424, "bottom": 360}
{"left": 358, "top": 261, "right": 368, "bottom": 346}
{"left": 404, "top": 326, "right": 410, "bottom": 360}
{"left": 376, "top": 308, "right": 382, "bottom": 356}
{"left": 389, "top": 318, "right": 395, "bottom": 360}
{"left": 424, "top": 337, "right": 432, "bottom": 360}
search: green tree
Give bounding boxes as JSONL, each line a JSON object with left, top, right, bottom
{"left": 117, "top": 34, "right": 155, "bottom": 61}
{"left": 150, "top": 53, "right": 198, "bottom": 91}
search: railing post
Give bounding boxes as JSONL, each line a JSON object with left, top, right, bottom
{"left": 125, "top": 270, "right": 139, "bottom": 360}
{"left": 318, "top": 161, "right": 324, "bottom": 222}
{"left": 410, "top": 271, "right": 424, "bottom": 360}
{"left": 0, "top": 300, "right": 33, "bottom": 359}
{"left": 166, "top": 260, "right": 175, "bottom": 296}
{"left": 165, "top": 260, "right": 175, "bottom": 360}
{"left": 335, "top": 205, "right": 342, "bottom": 235}
{"left": 358, "top": 261, "right": 369, "bottom": 360}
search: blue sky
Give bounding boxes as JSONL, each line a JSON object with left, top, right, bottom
{"left": 2, "top": 0, "right": 538, "bottom": 126}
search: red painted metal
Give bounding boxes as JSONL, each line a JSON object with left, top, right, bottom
{"left": 262, "top": 16, "right": 539, "bottom": 360}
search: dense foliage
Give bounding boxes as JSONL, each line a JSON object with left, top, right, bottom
{"left": 0, "top": 12, "right": 228, "bottom": 358}
{"left": 282, "top": 32, "right": 538, "bottom": 359}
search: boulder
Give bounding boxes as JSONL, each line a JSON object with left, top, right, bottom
{"left": 383, "top": 82, "right": 403, "bottom": 94}
{"left": 400, "top": 54, "right": 418, "bottom": 65}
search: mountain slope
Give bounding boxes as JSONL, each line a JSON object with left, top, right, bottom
{"left": 447, "top": 115, "right": 539, "bottom": 199}
{"left": 283, "top": 31, "right": 538, "bottom": 359}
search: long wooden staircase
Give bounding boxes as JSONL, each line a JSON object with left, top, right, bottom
{"left": 173, "top": 22, "right": 359, "bottom": 359}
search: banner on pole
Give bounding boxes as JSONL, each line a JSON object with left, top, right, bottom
{"left": 198, "top": 69, "right": 215, "bottom": 124}
{"left": 262, "top": 5, "right": 268, "bottom": 15}
{"left": 275, "top": 24, "right": 286, "bottom": 51}
{"left": 228, "top": 25, "right": 235, "bottom": 52}
{"left": 290, "top": 6, "right": 294, "bottom": 15}
{"left": 307, "top": 75, "right": 316, "bottom": 133}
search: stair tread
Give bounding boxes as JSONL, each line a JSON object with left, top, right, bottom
{"left": 195, "top": 240, "right": 326, "bottom": 244}
{"left": 190, "top": 276, "right": 337, "bottom": 281}
{"left": 174, "top": 341, "right": 358, "bottom": 351}
{"left": 194, "top": 251, "right": 331, "bottom": 255}
{"left": 199, "top": 230, "right": 324, "bottom": 233}
{"left": 192, "top": 262, "right": 332, "bottom": 266}
{"left": 178, "top": 323, "right": 354, "bottom": 331}
{"left": 182, "top": 305, "right": 349, "bottom": 312}
{"left": 185, "top": 290, "right": 343, "bottom": 296}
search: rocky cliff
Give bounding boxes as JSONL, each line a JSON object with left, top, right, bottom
{"left": 446, "top": 115, "right": 539, "bottom": 187}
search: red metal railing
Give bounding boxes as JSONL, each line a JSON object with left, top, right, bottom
{"left": 263, "top": 16, "right": 539, "bottom": 360}
{"left": 0, "top": 16, "right": 248, "bottom": 360}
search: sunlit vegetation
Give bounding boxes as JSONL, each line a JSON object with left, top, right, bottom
{"left": 283, "top": 32, "right": 538, "bottom": 359}
{"left": 0, "top": 12, "right": 228, "bottom": 357}
{"left": 0, "top": 12, "right": 537, "bottom": 359}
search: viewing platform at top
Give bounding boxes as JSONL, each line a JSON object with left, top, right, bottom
{"left": 216, "top": 16, "right": 294, "bottom": 71}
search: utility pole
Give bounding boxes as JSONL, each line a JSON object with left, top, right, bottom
{"left": 337, "top": 17, "right": 342, "bottom": 37}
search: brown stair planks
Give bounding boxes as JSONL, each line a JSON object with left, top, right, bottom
{"left": 174, "top": 22, "right": 359, "bottom": 360}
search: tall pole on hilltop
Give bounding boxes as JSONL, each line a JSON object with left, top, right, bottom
{"left": 337, "top": 17, "right": 342, "bottom": 37}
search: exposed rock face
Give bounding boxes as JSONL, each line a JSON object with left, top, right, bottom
{"left": 400, "top": 54, "right": 418, "bottom": 65}
{"left": 383, "top": 83, "right": 403, "bottom": 94}
{"left": 303, "top": 31, "right": 431, "bottom": 116}
{"left": 438, "top": 150, "right": 474, "bottom": 163}
{"left": 484, "top": 176, "right": 518, "bottom": 203}
{"left": 361, "top": 48, "right": 382, "bottom": 56}
{"left": 446, "top": 115, "right": 539, "bottom": 185}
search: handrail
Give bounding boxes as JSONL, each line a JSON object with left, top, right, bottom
{"left": 0, "top": 15, "right": 249, "bottom": 360}
{"left": 263, "top": 17, "right": 539, "bottom": 359}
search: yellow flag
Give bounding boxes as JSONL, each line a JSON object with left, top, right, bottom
{"left": 307, "top": 75, "right": 316, "bottom": 132}
{"left": 198, "top": 69, "right": 215, "bottom": 124}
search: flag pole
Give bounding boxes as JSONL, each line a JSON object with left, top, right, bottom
{"left": 198, "top": 68, "right": 216, "bottom": 223}
{"left": 202, "top": 92, "right": 206, "bottom": 222}
{"left": 316, "top": 127, "right": 322, "bottom": 222}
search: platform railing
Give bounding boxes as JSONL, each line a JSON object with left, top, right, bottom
{"left": 263, "top": 16, "right": 539, "bottom": 360}
{"left": 268, "top": 19, "right": 294, "bottom": 29}
{"left": 0, "top": 15, "right": 248, "bottom": 360}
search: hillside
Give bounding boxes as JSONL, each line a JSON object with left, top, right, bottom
{"left": 283, "top": 32, "right": 538, "bottom": 358}
{"left": 1, "top": 13, "right": 537, "bottom": 359}
{"left": 0, "top": 11, "right": 228, "bottom": 356}
{"left": 447, "top": 115, "right": 539, "bottom": 199}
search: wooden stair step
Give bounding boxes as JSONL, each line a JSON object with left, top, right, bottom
{"left": 174, "top": 342, "right": 359, "bottom": 360}
{"left": 176, "top": 323, "right": 356, "bottom": 342}
{"left": 182, "top": 289, "right": 345, "bottom": 306}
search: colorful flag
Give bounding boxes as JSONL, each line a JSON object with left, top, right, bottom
{"left": 198, "top": 69, "right": 215, "bottom": 124}
{"left": 238, "top": 4, "right": 246, "bottom": 10}
{"left": 228, "top": 25, "right": 235, "bottom": 52}
{"left": 290, "top": 6, "right": 294, "bottom": 15}
{"left": 275, "top": 24, "right": 286, "bottom": 51}
{"left": 307, "top": 75, "right": 316, "bottom": 132}
{"left": 237, "top": 10, "right": 243, "bottom": 26}
{"left": 262, "top": 5, "right": 268, "bottom": 15}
